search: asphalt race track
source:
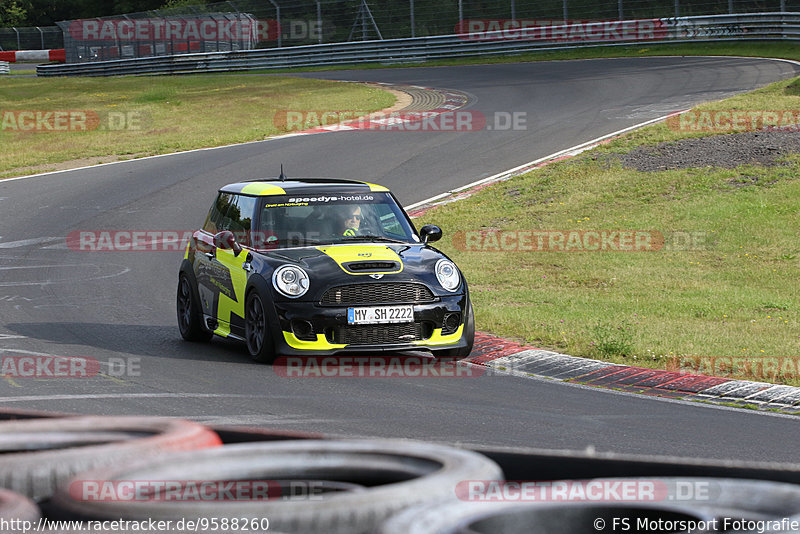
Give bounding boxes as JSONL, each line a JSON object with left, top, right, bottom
{"left": 1, "top": 57, "right": 799, "bottom": 462}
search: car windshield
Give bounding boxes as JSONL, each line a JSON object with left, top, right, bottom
{"left": 254, "top": 192, "right": 419, "bottom": 249}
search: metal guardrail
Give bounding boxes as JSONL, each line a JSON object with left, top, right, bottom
{"left": 37, "top": 13, "right": 800, "bottom": 76}
{"left": 0, "top": 61, "right": 9, "bottom": 74}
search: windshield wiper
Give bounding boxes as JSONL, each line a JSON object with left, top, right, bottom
{"left": 287, "top": 237, "right": 327, "bottom": 246}
{"left": 256, "top": 236, "right": 327, "bottom": 249}
{"left": 343, "top": 235, "right": 410, "bottom": 244}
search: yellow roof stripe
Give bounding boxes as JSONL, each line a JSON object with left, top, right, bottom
{"left": 364, "top": 182, "right": 389, "bottom": 192}
{"left": 240, "top": 183, "right": 287, "bottom": 196}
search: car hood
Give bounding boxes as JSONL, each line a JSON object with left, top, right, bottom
{"left": 254, "top": 243, "right": 460, "bottom": 300}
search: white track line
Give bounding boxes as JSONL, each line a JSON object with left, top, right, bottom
{"left": 0, "top": 393, "right": 266, "bottom": 403}
{"left": 406, "top": 111, "right": 683, "bottom": 210}
{"left": 2, "top": 55, "right": 798, "bottom": 188}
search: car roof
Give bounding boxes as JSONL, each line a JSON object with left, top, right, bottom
{"left": 220, "top": 178, "right": 389, "bottom": 196}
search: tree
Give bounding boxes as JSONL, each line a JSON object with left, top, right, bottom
{"left": 161, "top": 0, "right": 207, "bottom": 8}
{"left": 0, "top": 0, "right": 30, "bottom": 26}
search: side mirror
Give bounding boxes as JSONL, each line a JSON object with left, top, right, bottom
{"left": 214, "top": 230, "right": 243, "bottom": 256}
{"left": 419, "top": 224, "right": 443, "bottom": 244}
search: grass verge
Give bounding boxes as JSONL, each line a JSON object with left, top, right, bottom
{"left": 417, "top": 76, "right": 800, "bottom": 386}
{"left": 0, "top": 74, "right": 395, "bottom": 179}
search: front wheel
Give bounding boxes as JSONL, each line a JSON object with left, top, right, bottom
{"left": 433, "top": 301, "right": 475, "bottom": 360}
{"left": 245, "top": 290, "right": 277, "bottom": 363}
{"left": 177, "top": 273, "right": 213, "bottom": 342}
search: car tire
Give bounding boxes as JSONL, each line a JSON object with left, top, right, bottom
{"left": 0, "top": 489, "right": 40, "bottom": 522}
{"left": 434, "top": 301, "right": 475, "bottom": 360}
{"left": 245, "top": 290, "right": 277, "bottom": 364}
{"left": 177, "top": 273, "right": 213, "bottom": 342}
{"left": 0, "top": 416, "right": 222, "bottom": 501}
{"left": 48, "top": 439, "right": 503, "bottom": 534}
{"left": 378, "top": 500, "right": 716, "bottom": 534}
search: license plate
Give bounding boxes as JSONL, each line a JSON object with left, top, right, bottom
{"left": 347, "top": 305, "right": 414, "bottom": 325}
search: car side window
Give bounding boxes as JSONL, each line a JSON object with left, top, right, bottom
{"left": 225, "top": 195, "right": 256, "bottom": 246}
{"left": 374, "top": 204, "right": 405, "bottom": 237}
{"left": 203, "top": 193, "right": 256, "bottom": 246}
{"left": 203, "top": 193, "right": 233, "bottom": 234}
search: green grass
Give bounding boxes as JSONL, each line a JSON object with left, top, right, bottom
{"left": 0, "top": 74, "right": 395, "bottom": 178}
{"left": 4, "top": 43, "right": 799, "bottom": 385}
{"left": 417, "top": 76, "right": 800, "bottom": 386}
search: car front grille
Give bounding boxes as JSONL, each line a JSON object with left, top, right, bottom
{"left": 320, "top": 283, "right": 436, "bottom": 306}
{"left": 328, "top": 322, "right": 433, "bottom": 345}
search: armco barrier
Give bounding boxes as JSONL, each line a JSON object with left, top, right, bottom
{"left": 0, "top": 61, "right": 8, "bottom": 74}
{"left": 36, "top": 13, "right": 800, "bottom": 76}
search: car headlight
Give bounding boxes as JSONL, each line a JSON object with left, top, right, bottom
{"left": 272, "top": 265, "right": 309, "bottom": 298}
{"left": 435, "top": 259, "right": 460, "bottom": 292}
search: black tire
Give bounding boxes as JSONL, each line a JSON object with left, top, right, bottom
{"left": 380, "top": 478, "right": 800, "bottom": 534}
{"left": 48, "top": 439, "right": 503, "bottom": 534}
{"left": 0, "top": 416, "right": 222, "bottom": 501}
{"left": 379, "top": 501, "right": 715, "bottom": 534}
{"left": 245, "top": 290, "right": 277, "bottom": 363}
{"left": 434, "top": 301, "right": 475, "bottom": 360}
{"left": 177, "top": 273, "right": 213, "bottom": 342}
{"left": 631, "top": 477, "right": 800, "bottom": 521}
{"left": 0, "top": 489, "right": 40, "bottom": 522}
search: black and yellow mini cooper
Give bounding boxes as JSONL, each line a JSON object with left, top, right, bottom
{"left": 177, "top": 177, "right": 474, "bottom": 363}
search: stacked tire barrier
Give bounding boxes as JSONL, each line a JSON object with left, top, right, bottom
{"left": 379, "top": 478, "right": 800, "bottom": 534}
{"left": 0, "top": 416, "right": 222, "bottom": 501}
{"left": 0, "top": 410, "right": 799, "bottom": 533}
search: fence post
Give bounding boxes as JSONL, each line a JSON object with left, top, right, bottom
{"left": 13, "top": 28, "right": 20, "bottom": 50}
{"left": 226, "top": 1, "right": 240, "bottom": 52}
{"left": 675, "top": 0, "right": 679, "bottom": 17}
{"left": 268, "top": 0, "right": 282, "bottom": 47}
{"left": 563, "top": 0, "right": 568, "bottom": 21}
{"left": 458, "top": 0, "right": 463, "bottom": 26}
{"left": 511, "top": 0, "right": 516, "bottom": 20}
{"left": 316, "top": 1, "right": 322, "bottom": 43}
{"left": 410, "top": 0, "right": 415, "bottom": 38}
{"left": 618, "top": 0, "right": 624, "bottom": 20}
{"left": 728, "top": 0, "right": 734, "bottom": 13}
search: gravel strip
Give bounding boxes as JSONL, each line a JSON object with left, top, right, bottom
{"left": 619, "top": 129, "right": 800, "bottom": 171}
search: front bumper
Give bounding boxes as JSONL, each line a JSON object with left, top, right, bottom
{"left": 269, "top": 294, "right": 469, "bottom": 356}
